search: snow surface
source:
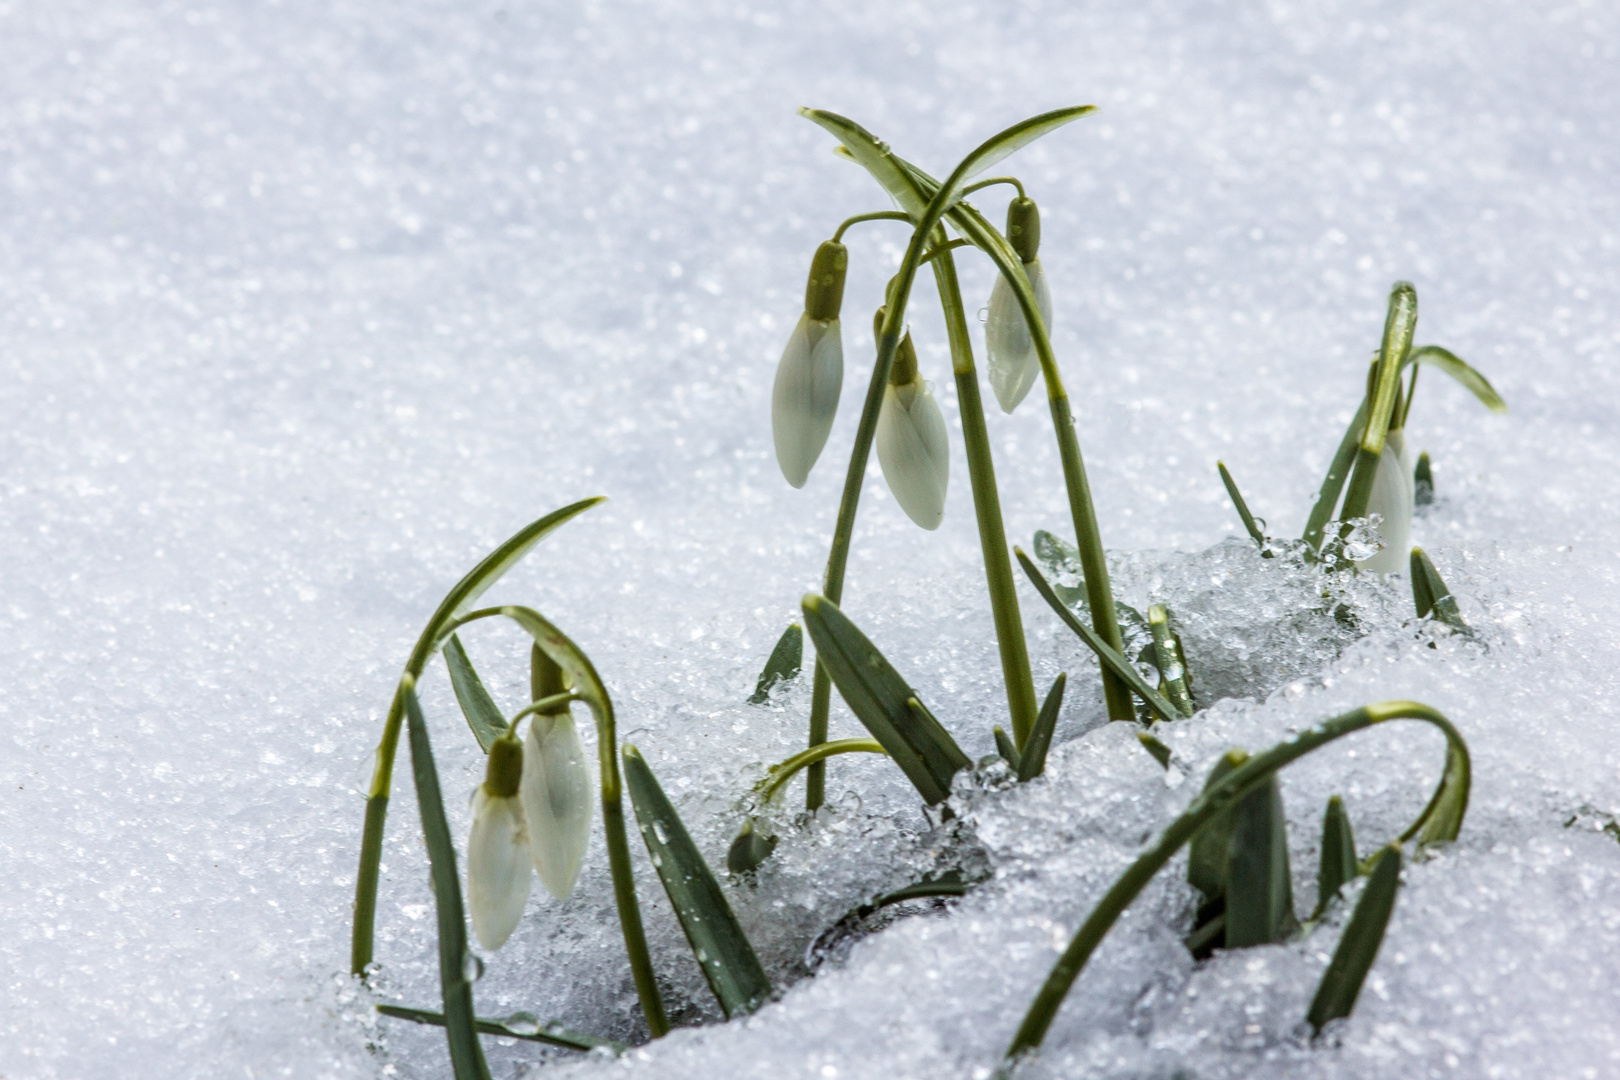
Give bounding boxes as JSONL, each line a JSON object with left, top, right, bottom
{"left": 4, "top": 0, "right": 1620, "bottom": 1077}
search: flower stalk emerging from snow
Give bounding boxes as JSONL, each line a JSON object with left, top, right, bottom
{"left": 985, "top": 196, "right": 1052, "bottom": 413}
{"left": 521, "top": 648, "right": 594, "bottom": 899}
{"left": 772, "top": 240, "right": 848, "bottom": 487}
{"left": 1355, "top": 426, "right": 1413, "bottom": 573}
{"left": 874, "top": 314, "right": 950, "bottom": 529}
{"left": 466, "top": 729, "right": 532, "bottom": 951}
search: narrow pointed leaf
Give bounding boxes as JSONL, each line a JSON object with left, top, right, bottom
{"left": 402, "top": 685, "right": 492, "bottom": 1080}
{"left": 1016, "top": 548, "right": 1182, "bottom": 723}
{"left": 1314, "top": 796, "right": 1359, "bottom": 919}
{"left": 1405, "top": 345, "right": 1507, "bottom": 414}
{"left": 1218, "top": 461, "right": 1269, "bottom": 555}
{"left": 443, "top": 635, "right": 508, "bottom": 752}
{"left": 1187, "top": 750, "right": 1248, "bottom": 903}
{"left": 1224, "top": 773, "right": 1298, "bottom": 948}
{"left": 622, "top": 744, "right": 773, "bottom": 1018}
{"left": 1307, "top": 845, "right": 1402, "bottom": 1032}
{"left": 938, "top": 106, "right": 1095, "bottom": 203}
{"left": 1147, "top": 605, "right": 1195, "bottom": 718}
{"left": 1032, "top": 529, "right": 1088, "bottom": 608}
{"left": 800, "top": 594, "right": 970, "bottom": 804}
{"left": 800, "top": 109, "right": 928, "bottom": 217}
{"left": 1414, "top": 450, "right": 1435, "bottom": 507}
{"left": 1303, "top": 400, "right": 1367, "bottom": 551}
{"left": 1138, "top": 731, "right": 1172, "bottom": 770}
{"left": 749, "top": 623, "right": 804, "bottom": 704}
{"left": 1410, "top": 548, "right": 1471, "bottom": 634}
{"left": 1017, "top": 673, "right": 1066, "bottom": 781}
{"left": 377, "top": 1004, "right": 625, "bottom": 1055}
{"left": 1364, "top": 283, "right": 1418, "bottom": 457}
{"left": 994, "top": 726, "right": 1022, "bottom": 772}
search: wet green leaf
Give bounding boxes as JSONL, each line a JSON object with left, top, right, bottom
{"left": 1303, "top": 400, "right": 1367, "bottom": 552}
{"left": 1414, "top": 450, "right": 1434, "bottom": 507}
{"left": 1314, "top": 796, "right": 1359, "bottom": 919}
{"left": 725, "top": 818, "right": 778, "bottom": 875}
{"left": 1217, "top": 461, "right": 1269, "bottom": 555}
{"left": 622, "top": 744, "right": 772, "bottom": 1018}
{"left": 800, "top": 594, "right": 970, "bottom": 804}
{"left": 1405, "top": 345, "right": 1507, "bottom": 414}
{"left": 1308, "top": 845, "right": 1402, "bottom": 1033}
{"left": 1137, "top": 731, "right": 1172, "bottom": 770}
{"left": 1017, "top": 673, "right": 1066, "bottom": 782}
{"left": 1224, "top": 772, "right": 1299, "bottom": 948}
{"left": 1410, "top": 547, "right": 1471, "bottom": 634}
{"left": 377, "top": 1004, "right": 624, "bottom": 1055}
{"left": 993, "top": 726, "right": 1022, "bottom": 772}
{"left": 749, "top": 623, "right": 804, "bottom": 704}
{"left": 443, "top": 635, "right": 508, "bottom": 753}
{"left": 1147, "top": 605, "right": 1195, "bottom": 718}
{"left": 402, "top": 684, "right": 491, "bottom": 1080}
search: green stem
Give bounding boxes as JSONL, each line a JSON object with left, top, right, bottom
{"left": 1000, "top": 700, "right": 1469, "bottom": 1066}
{"left": 961, "top": 176, "right": 1026, "bottom": 199}
{"left": 806, "top": 161, "right": 1002, "bottom": 809}
{"left": 832, "top": 210, "right": 915, "bottom": 243}
{"left": 759, "top": 738, "right": 886, "bottom": 804}
{"left": 938, "top": 192, "right": 1132, "bottom": 720}
{"left": 930, "top": 247, "right": 1040, "bottom": 746}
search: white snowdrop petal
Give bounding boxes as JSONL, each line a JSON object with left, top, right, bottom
{"left": 876, "top": 380, "right": 950, "bottom": 530}
{"left": 521, "top": 712, "right": 594, "bottom": 900}
{"left": 466, "top": 788, "right": 532, "bottom": 950}
{"left": 985, "top": 259, "right": 1051, "bottom": 414}
{"left": 1357, "top": 429, "right": 1415, "bottom": 574}
{"left": 771, "top": 314, "right": 843, "bottom": 487}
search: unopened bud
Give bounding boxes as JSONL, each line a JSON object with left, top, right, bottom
{"left": 1007, "top": 197, "right": 1041, "bottom": 263}
{"left": 804, "top": 240, "right": 848, "bottom": 321}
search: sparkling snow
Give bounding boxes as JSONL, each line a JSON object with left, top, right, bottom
{"left": 3, "top": 1, "right": 1619, "bottom": 1078}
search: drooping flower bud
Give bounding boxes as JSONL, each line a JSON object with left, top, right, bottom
{"left": 772, "top": 240, "right": 848, "bottom": 488}
{"left": 1355, "top": 428, "right": 1414, "bottom": 574}
{"left": 985, "top": 197, "right": 1053, "bottom": 414}
{"left": 521, "top": 646, "right": 593, "bottom": 900}
{"left": 875, "top": 315, "right": 949, "bottom": 530}
{"left": 467, "top": 730, "right": 532, "bottom": 950}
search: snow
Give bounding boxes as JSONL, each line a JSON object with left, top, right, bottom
{"left": 3, "top": 0, "right": 1620, "bottom": 1077}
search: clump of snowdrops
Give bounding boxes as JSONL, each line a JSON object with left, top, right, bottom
{"left": 348, "top": 107, "right": 1501, "bottom": 1079}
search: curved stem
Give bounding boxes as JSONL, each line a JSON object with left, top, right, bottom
{"left": 930, "top": 246, "right": 1040, "bottom": 745}
{"left": 509, "top": 692, "right": 585, "bottom": 726}
{"left": 961, "top": 176, "right": 1026, "bottom": 199}
{"left": 759, "top": 738, "right": 886, "bottom": 805}
{"left": 1000, "top": 700, "right": 1469, "bottom": 1066}
{"left": 449, "top": 606, "right": 669, "bottom": 1038}
{"left": 832, "top": 210, "right": 915, "bottom": 243}
{"left": 806, "top": 167, "right": 990, "bottom": 808}
{"left": 920, "top": 237, "right": 974, "bottom": 265}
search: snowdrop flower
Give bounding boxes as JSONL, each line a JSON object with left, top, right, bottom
{"left": 521, "top": 649, "right": 593, "bottom": 900}
{"left": 772, "top": 239, "right": 848, "bottom": 487}
{"left": 876, "top": 323, "right": 950, "bottom": 530}
{"left": 466, "top": 730, "right": 532, "bottom": 950}
{"left": 985, "top": 196, "right": 1053, "bottom": 413}
{"left": 1355, "top": 427, "right": 1414, "bottom": 574}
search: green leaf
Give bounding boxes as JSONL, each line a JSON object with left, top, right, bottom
{"left": 799, "top": 110, "right": 929, "bottom": 218}
{"left": 748, "top": 623, "right": 804, "bottom": 705}
{"left": 1303, "top": 399, "right": 1367, "bottom": 552}
{"left": 934, "top": 106, "right": 1095, "bottom": 206}
{"left": 443, "top": 635, "right": 508, "bottom": 753}
{"left": 1365, "top": 282, "right": 1418, "bottom": 457}
{"left": 1002, "top": 701, "right": 1468, "bottom": 1065}
{"left": 1137, "top": 731, "right": 1172, "bottom": 770}
{"left": 622, "top": 744, "right": 773, "bottom": 1018}
{"left": 1224, "top": 772, "right": 1299, "bottom": 948}
{"left": 726, "top": 818, "right": 779, "bottom": 874}
{"left": 1015, "top": 548, "right": 1182, "bottom": 724}
{"left": 1313, "top": 796, "right": 1359, "bottom": 920}
{"left": 1187, "top": 750, "right": 1248, "bottom": 904}
{"left": 377, "top": 1004, "right": 625, "bottom": 1055}
{"left": 1409, "top": 548, "right": 1471, "bottom": 634}
{"left": 1414, "top": 450, "right": 1435, "bottom": 507}
{"left": 1031, "top": 529, "right": 1089, "bottom": 608}
{"left": 1217, "top": 461, "right": 1270, "bottom": 555}
{"left": 993, "top": 726, "right": 1022, "bottom": 772}
{"left": 1017, "top": 673, "right": 1066, "bottom": 782}
{"left": 1146, "top": 605, "right": 1195, "bottom": 719}
{"left": 1405, "top": 345, "right": 1507, "bottom": 414}
{"left": 401, "top": 684, "right": 492, "bottom": 1080}
{"left": 1307, "top": 845, "right": 1402, "bottom": 1033}
{"left": 800, "top": 594, "right": 971, "bottom": 804}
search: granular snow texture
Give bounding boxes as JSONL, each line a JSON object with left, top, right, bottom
{"left": 3, "top": 1, "right": 1619, "bottom": 1078}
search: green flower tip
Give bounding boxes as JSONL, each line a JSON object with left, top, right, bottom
{"left": 484, "top": 733, "right": 523, "bottom": 798}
